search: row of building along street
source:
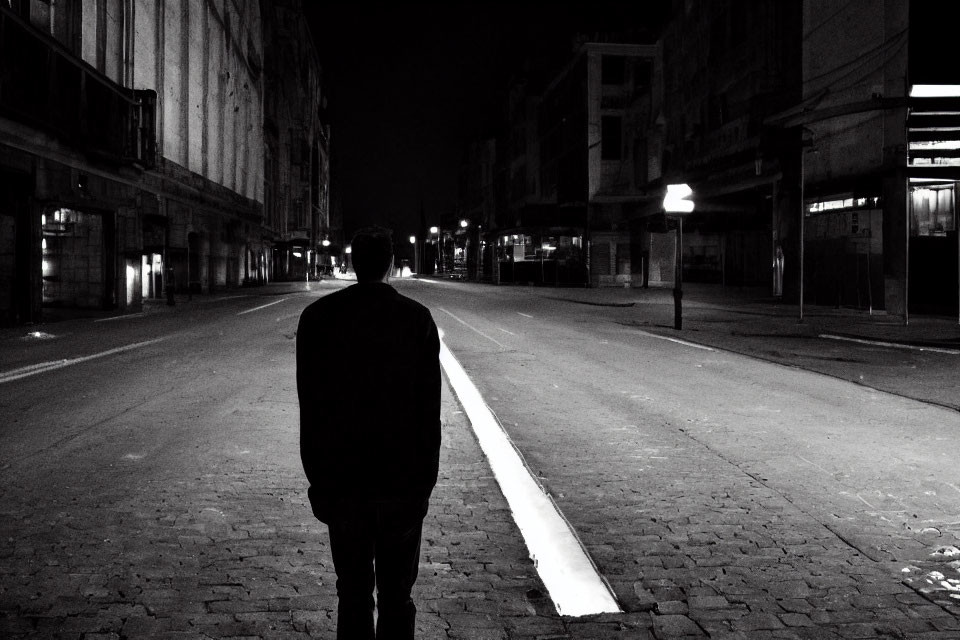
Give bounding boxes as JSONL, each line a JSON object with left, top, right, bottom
{"left": 3, "top": 1, "right": 960, "bottom": 325}
{"left": 0, "top": 0, "right": 334, "bottom": 327}
{"left": 449, "top": 1, "right": 959, "bottom": 324}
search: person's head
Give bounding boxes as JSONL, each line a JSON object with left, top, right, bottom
{"left": 350, "top": 226, "right": 394, "bottom": 282}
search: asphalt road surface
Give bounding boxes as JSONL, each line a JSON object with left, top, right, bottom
{"left": 1, "top": 278, "right": 958, "bottom": 639}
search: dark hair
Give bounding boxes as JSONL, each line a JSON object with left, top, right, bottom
{"left": 350, "top": 226, "right": 393, "bottom": 281}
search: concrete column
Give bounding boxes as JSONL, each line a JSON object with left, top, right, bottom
{"left": 882, "top": 168, "right": 908, "bottom": 317}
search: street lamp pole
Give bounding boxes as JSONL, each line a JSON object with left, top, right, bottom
{"left": 674, "top": 216, "right": 684, "bottom": 330}
{"left": 664, "top": 184, "right": 694, "bottom": 330}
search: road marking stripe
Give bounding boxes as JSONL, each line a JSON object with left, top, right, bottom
{"left": 439, "top": 340, "right": 621, "bottom": 617}
{"left": 636, "top": 329, "right": 715, "bottom": 351}
{"left": 94, "top": 312, "right": 146, "bottom": 322}
{"left": 414, "top": 277, "right": 453, "bottom": 285}
{"left": 518, "top": 312, "right": 533, "bottom": 318}
{"left": 498, "top": 327, "right": 516, "bottom": 336}
{"left": 437, "top": 308, "right": 508, "bottom": 350}
{"left": 238, "top": 298, "right": 289, "bottom": 315}
{"left": 819, "top": 333, "right": 960, "bottom": 355}
{"left": 0, "top": 337, "right": 169, "bottom": 385}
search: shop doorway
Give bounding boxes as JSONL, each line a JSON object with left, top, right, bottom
{"left": 41, "top": 207, "right": 112, "bottom": 309}
{"left": 141, "top": 253, "right": 163, "bottom": 298}
{"left": 909, "top": 183, "right": 959, "bottom": 315}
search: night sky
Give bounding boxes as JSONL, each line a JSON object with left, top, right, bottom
{"left": 306, "top": 2, "right": 669, "bottom": 239}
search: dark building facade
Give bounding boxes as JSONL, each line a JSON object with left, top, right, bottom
{"left": 462, "top": 40, "right": 657, "bottom": 287}
{"left": 0, "top": 0, "right": 329, "bottom": 327}
{"left": 461, "top": 1, "right": 957, "bottom": 319}
{"left": 262, "top": 0, "right": 331, "bottom": 282}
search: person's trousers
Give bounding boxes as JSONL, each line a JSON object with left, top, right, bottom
{"left": 327, "top": 498, "right": 429, "bottom": 640}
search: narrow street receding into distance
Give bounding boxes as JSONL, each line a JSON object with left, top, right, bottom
{"left": 1, "top": 278, "right": 958, "bottom": 639}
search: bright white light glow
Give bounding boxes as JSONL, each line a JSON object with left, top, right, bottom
{"left": 401, "top": 266, "right": 412, "bottom": 277}
{"left": 910, "top": 157, "right": 960, "bottom": 166}
{"left": 429, "top": 226, "right": 439, "bottom": 234}
{"left": 439, "top": 342, "right": 621, "bottom": 617}
{"left": 41, "top": 214, "right": 46, "bottom": 226}
{"left": 293, "top": 251, "right": 302, "bottom": 258}
{"left": 409, "top": 235, "right": 416, "bottom": 244}
{"left": 808, "top": 198, "right": 858, "bottom": 213}
{"left": 42, "top": 260, "right": 50, "bottom": 273}
{"left": 910, "top": 84, "right": 960, "bottom": 98}
{"left": 321, "top": 239, "right": 331, "bottom": 247}
{"left": 910, "top": 140, "right": 960, "bottom": 150}
{"left": 460, "top": 219, "right": 469, "bottom": 228}
{"left": 345, "top": 246, "right": 352, "bottom": 254}
{"left": 663, "top": 183, "right": 694, "bottom": 213}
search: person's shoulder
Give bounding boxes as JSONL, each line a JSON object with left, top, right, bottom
{"left": 392, "top": 289, "right": 435, "bottom": 320}
{"left": 300, "top": 285, "right": 353, "bottom": 317}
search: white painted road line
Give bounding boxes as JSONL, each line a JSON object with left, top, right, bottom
{"left": 437, "top": 308, "right": 509, "bottom": 350}
{"left": 636, "top": 329, "right": 715, "bottom": 351}
{"left": 518, "top": 312, "right": 534, "bottom": 318}
{"left": 819, "top": 333, "right": 960, "bottom": 355}
{"left": 238, "top": 298, "right": 289, "bottom": 315}
{"left": 439, "top": 340, "right": 621, "bottom": 617}
{"left": 94, "top": 312, "right": 146, "bottom": 322}
{"left": 498, "top": 327, "right": 516, "bottom": 336}
{"left": 0, "top": 337, "right": 170, "bottom": 385}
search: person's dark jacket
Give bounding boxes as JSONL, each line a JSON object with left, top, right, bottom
{"left": 297, "top": 282, "right": 441, "bottom": 522}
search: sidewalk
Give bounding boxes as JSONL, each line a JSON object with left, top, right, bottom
{"left": 537, "top": 281, "right": 960, "bottom": 348}
{"left": 529, "top": 281, "right": 960, "bottom": 412}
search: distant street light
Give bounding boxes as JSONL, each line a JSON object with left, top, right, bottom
{"left": 429, "top": 226, "right": 439, "bottom": 234}
{"left": 321, "top": 238, "right": 331, "bottom": 247}
{"left": 460, "top": 219, "right": 469, "bottom": 228}
{"left": 663, "top": 184, "right": 694, "bottom": 330}
{"left": 409, "top": 235, "right": 419, "bottom": 274}
{"left": 345, "top": 245, "right": 352, "bottom": 254}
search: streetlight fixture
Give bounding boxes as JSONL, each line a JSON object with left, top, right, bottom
{"left": 663, "top": 183, "right": 694, "bottom": 330}
{"left": 409, "top": 235, "right": 419, "bottom": 274}
{"left": 460, "top": 219, "right": 469, "bottom": 228}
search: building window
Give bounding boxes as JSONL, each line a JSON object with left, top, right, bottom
{"left": 910, "top": 185, "right": 956, "bottom": 236}
{"left": 601, "top": 55, "right": 625, "bottom": 85}
{"left": 601, "top": 115, "right": 622, "bottom": 160}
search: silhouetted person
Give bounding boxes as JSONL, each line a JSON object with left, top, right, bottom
{"left": 297, "top": 226, "right": 441, "bottom": 640}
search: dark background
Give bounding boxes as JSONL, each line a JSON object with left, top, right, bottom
{"left": 305, "top": 2, "right": 669, "bottom": 238}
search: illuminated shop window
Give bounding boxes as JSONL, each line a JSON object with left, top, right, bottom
{"left": 807, "top": 196, "right": 879, "bottom": 215}
{"left": 910, "top": 185, "right": 956, "bottom": 237}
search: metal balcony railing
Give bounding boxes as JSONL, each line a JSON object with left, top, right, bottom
{"left": 0, "top": 6, "right": 155, "bottom": 167}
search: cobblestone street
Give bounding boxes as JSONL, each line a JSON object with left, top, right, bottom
{"left": 1, "top": 281, "right": 959, "bottom": 638}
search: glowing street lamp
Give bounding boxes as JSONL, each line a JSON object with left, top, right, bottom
{"left": 429, "top": 226, "right": 438, "bottom": 234}
{"left": 460, "top": 219, "right": 469, "bottom": 228}
{"left": 409, "top": 235, "right": 419, "bottom": 274}
{"left": 321, "top": 238, "right": 331, "bottom": 247}
{"left": 663, "top": 183, "right": 694, "bottom": 330}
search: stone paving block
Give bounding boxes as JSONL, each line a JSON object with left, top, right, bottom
{"left": 730, "top": 611, "right": 786, "bottom": 632}
{"left": 687, "top": 595, "right": 730, "bottom": 609}
{"left": 778, "top": 612, "right": 815, "bottom": 627}
{"left": 651, "top": 613, "right": 706, "bottom": 637}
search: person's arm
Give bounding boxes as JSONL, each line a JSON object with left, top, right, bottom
{"left": 296, "top": 310, "right": 328, "bottom": 490}
{"left": 418, "top": 316, "right": 442, "bottom": 489}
